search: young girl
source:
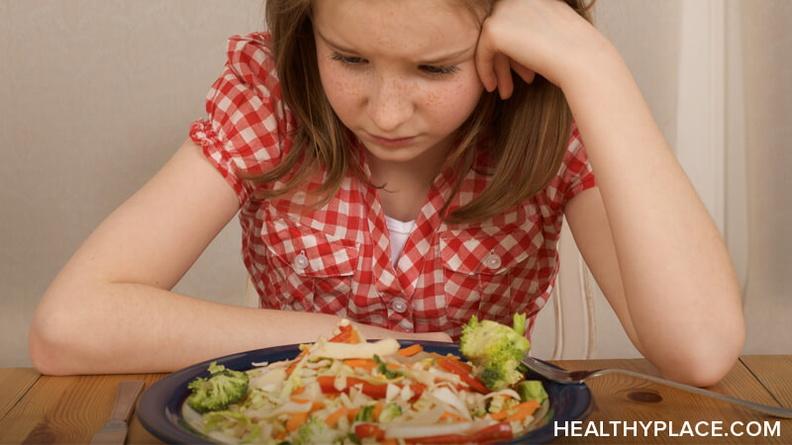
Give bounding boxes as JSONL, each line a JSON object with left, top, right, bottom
{"left": 29, "top": 0, "right": 744, "bottom": 386}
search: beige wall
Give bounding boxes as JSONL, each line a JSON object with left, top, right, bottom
{"left": 2, "top": 1, "right": 790, "bottom": 367}
{"left": 738, "top": 0, "right": 792, "bottom": 353}
{"left": 1, "top": 0, "right": 265, "bottom": 367}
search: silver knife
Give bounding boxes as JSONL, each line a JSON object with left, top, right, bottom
{"left": 90, "top": 380, "right": 145, "bottom": 445}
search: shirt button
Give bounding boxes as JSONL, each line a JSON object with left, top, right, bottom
{"left": 484, "top": 251, "right": 502, "bottom": 270}
{"left": 390, "top": 297, "right": 408, "bottom": 314}
{"left": 294, "top": 251, "right": 309, "bottom": 271}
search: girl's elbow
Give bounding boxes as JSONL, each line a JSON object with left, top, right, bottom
{"left": 659, "top": 329, "right": 746, "bottom": 387}
{"left": 28, "top": 298, "right": 83, "bottom": 376}
{"left": 669, "top": 358, "right": 738, "bottom": 387}
{"left": 29, "top": 320, "right": 66, "bottom": 376}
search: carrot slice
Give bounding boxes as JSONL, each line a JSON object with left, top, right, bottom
{"left": 373, "top": 401, "right": 385, "bottom": 421}
{"left": 325, "top": 407, "right": 347, "bottom": 427}
{"left": 343, "top": 358, "right": 377, "bottom": 370}
{"left": 346, "top": 407, "right": 361, "bottom": 421}
{"left": 439, "top": 411, "right": 465, "bottom": 422}
{"left": 398, "top": 344, "right": 423, "bottom": 357}
{"left": 506, "top": 400, "right": 540, "bottom": 422}
{"left": 286, "top": 411, "right": 308, "bottom": 431}
{"left": 490, "top": 410, "right": 509, "bottom": 421}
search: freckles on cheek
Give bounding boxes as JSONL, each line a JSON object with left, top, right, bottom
{"left": 424, "top": 82, "right": 481, "bottom": 127}
{"left": 321, "top": 68, "right": 359, "bottom": 109}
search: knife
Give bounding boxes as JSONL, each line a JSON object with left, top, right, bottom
{"left": 90, "top": 380, "right": 145, "bottom": 445}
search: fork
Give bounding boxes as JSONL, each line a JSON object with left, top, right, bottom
{"left": 521, "top": 355, "right": 792, "bottom": 419}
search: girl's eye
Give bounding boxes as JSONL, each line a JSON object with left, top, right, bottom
{"left": 330, "top": 53, "right": 365, "bottom": 65}
{"left": 330, "top": 52, "right": 459, "bottom": 77}
{"left": 419, "top": 64, "right": 460, "bottom": 76}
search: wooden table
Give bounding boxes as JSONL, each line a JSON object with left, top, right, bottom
{"left": 1, "top": 356, "right": 790, "bottom": 444}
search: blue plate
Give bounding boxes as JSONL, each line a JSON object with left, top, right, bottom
{"left": 137, "top": 340, "right": 592, "bottom": 444}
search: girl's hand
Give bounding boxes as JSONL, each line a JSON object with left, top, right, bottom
{"left": 475, "top": 0, "right": 614, "bottom": 98}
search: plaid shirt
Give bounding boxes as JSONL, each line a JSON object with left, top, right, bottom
{"left": 189, "top": 33, "right": 596, "bottom": 341}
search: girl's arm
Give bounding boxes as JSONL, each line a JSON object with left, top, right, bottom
{"left": 29, "top": 139, "right": 449, "bottom": 376}
{"left": 561, "top": 52, "right": 744, "bottom": 386}
{"left": 475, "top": 0, "right": 744, "bottom": 386}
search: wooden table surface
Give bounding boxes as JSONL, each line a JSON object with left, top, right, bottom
{"left": 1, "top": 355, "right": 790, "bottom": 444}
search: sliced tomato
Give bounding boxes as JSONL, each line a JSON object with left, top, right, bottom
{"left": 436, "top": 357, "right": 490, "bottom": 394}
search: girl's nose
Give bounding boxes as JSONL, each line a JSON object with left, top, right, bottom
{"left": 367, "top": 76, "right": 414, "bottom": 133}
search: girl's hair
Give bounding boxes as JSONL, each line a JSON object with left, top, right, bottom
{"left": 248, "top": 0, "right": 596, "bottom": 224}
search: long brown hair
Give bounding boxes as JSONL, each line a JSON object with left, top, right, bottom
{"left": 248, "top": 0, "right": 596, "bottom": 224}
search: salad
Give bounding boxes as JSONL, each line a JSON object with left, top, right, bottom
{"left": 182, "top": 315, "right": 550, "bottom": 444}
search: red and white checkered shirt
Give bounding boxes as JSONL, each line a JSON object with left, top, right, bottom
{"left": 189, "top": 33, "right": 596, "bottom": 341}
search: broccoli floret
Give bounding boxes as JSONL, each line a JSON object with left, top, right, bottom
{"left": 487, "top": 394, "right": 519, "bottom": 414}
{"left": 459, "top": 313, "right": 531, "bottom": 391}
{"left": 187, "top": 361, "right": 249, "bottom": 413}
{"left": 516, "top": 380, "right": 548, "bottom": 404}
{"left": 379, "top": 402, "right": 403, "bottom": 423}
{"left": 295, "top": 416, "right": 337, "bottom": 445}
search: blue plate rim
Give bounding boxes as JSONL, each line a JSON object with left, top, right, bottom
{"left": 137, "top": 340, "right": 592, "bottom": 444}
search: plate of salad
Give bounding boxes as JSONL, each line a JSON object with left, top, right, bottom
{"left": 137, "top": 314, "right": 591, "bottom": 444}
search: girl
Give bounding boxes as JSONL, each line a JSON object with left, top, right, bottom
{"left": 29, "top": 0, "right": 744, "bottom": 386}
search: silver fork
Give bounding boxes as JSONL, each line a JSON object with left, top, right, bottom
{"left": 521, "top": 355, "right": 792, "bottom": 419}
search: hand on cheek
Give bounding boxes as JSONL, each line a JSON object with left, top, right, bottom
{"left": 475, "top": 27, "right": 536, "bottom": 100}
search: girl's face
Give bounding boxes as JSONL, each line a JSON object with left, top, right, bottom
{"left": 312, "top": 0, "right": 485, "bottom": 166}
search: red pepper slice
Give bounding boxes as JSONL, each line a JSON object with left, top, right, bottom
{"left": 317, "top": 375, "right": 340, "bottom": 394}
{"left": 471, "top": 422, "right": 513, "bottom": 443}
{"left": 317, "top": 375, "right": 389, "bottom": 399}
{"left": 405, "top": 422, "right": 513, "bottom": 444}
{"left": 355, "top": 423, "right": 386, "bottom": 440}
{"left": 329, "top": 324, "right": 361, "bottom": 343}
{"left": 436, "top": 357, "right": 490, "bottom": 394}
{"left": 409, "top": 382, "right": 426, "bottom": 402}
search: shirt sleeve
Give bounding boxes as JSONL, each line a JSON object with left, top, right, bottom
{"left": 189, "top": 32, "right": 294, "bottom": 205}
{"left": 539, "top": 123, "right": 597, "bottom": 212}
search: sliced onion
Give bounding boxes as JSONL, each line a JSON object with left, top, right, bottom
{"left": 266, "top": 400, "right": 312, "bottom": 417}
{"left": 386, "top": 383, "right": 401, "bottom": 402}
{"left": 313, "top": 338, "right": 400, "bottom": 359}
{"left": 481, "top": 388, "right": 521, "bottom": 401}
{"left": 431, "top": 387, "right": 471, "bottom": 420}
{"left": 400, "top": 384, "right": 415, "bottom": 402}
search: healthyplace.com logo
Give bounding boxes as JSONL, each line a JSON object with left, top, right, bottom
{"left": 554, "top": 420, "right": 781, "bottom": 438}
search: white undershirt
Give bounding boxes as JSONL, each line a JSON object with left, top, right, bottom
{"left": 385, "top": 215, "right": 417, "bottom": 267}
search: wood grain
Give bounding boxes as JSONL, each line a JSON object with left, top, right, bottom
{"left": 0, "top": 373, "right": 166, "bottom": 444}
{"left": 0, "top": 368, "right": 40, "bottom": 421}
{"left": 741, "top": 355, "right": 792, "bottom": 407}
{"left": 551, "top": 358, "right": 790, "bottom": 444}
